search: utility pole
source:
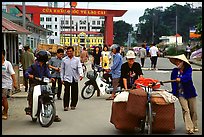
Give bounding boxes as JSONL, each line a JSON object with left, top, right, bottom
{"left": 63, "top": 2, "right": 66, "bottom": 46}
{"left": 70, "top": 2, "right": 73, "bottom": 46}
{"left": 175, "top": 4, "right": 178, "bottom": 54}
{"left": 152, "top": 9, "right": 155, "bottom": 44}
{"left": 86, "top": 2, "right": 89, "bottom": 48}
{"left": 22, "top": 2, "right": 27, "bottom": 47}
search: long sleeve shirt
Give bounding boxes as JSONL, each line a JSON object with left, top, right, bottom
{"left": 171, "top": 67, "right": 197, "bottom": 99}
{"left": 25, "top": 61, "right": 52, "bottom": 84}
{"left": 110, "top": 53, "right": 123, "bottom": 79}
{"left": 61, "top": 56, "right": 83, "bottom": 83}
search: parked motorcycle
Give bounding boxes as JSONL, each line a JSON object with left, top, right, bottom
{"left": 25, "top": 77, "right": 56, "bottom": 127}
{"left": 81, "top": 65, "right": 121, "bottom": 99}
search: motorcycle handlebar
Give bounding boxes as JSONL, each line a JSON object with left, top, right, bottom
{"left": 34, "top": 77, "right": 51, "bottom": 83}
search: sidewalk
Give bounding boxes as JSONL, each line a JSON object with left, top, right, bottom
{"left": 10, "top": 84, "right": 28, "bottom": 98}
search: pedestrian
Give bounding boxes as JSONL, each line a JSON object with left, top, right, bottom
{"left": 20, "top": 45, "right": 35, "bottom": 92}
{"left": 139, "top": 44, "right": 147, "bottom": 67}
{"left": 48, "top": 48, "right": 64, "bottom": 100}
{"left": 105, "top": 44, "right": 123, "bottom": 100}
{"left": 168, "top": 54, "right": 198, "bottom": 134}
{"left": 61, "top": 46, "right": 83, "bottom": 111}
{"left": 80, "top": 47, "right": 89, "bottom": 73}
{"left": 18, "top": 42, "right": 24, "bottom": 56}
{"left": 101, "top": 45, "right": 111, "bottom": 70}
{"left": 120, "top": 46, "right": 125, "bottom": 57}
{"left": 121, "top": 50, "right": 143, "bottom": 90}
{"left": 25, "top": 50, "right": 61, "bottom": 122}
{"left": 92, "top": 46, "right": 102, "bottom": 68}
{"left": 80, "top": 47, "right": 89, "bottom": 64}
{"left": 185, "top": 44, "right": 191, "bottom": 59}
{"left": 149, "top": 43, "right": 159, "bottom": 69}
{"left": 2, "top": 49, "right": 18, "bottom": 120}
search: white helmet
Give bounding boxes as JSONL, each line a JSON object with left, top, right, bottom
{"left": 126, "top": 50, "right": 136, "bottom": 59}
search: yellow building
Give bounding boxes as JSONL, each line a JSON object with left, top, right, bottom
{"left": 60, "top": 31, "right": 104, "bottom": 48}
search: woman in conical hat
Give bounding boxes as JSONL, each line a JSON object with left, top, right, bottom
{"left": 167, "top": 54, "right": 198, "bottom": 134}
{"left": 167, "top": 54, "right": 191, "bottom": 66}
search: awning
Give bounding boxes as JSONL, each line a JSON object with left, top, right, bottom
{"left": 2, "top": 17, "right": 31, "bottom": 34}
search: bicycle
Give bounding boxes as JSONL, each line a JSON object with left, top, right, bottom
{"left": 136, "top": 80, "right": 176, "bottom": 134}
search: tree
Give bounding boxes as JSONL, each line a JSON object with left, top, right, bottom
{"left": 136, "top": 3, "right": 202, "bottom": 44}
{"left": 113, "top": 20, "right": 133, "bottom": 46}
{"left": 100, "top": 20, "right": 133, "bottom": 46}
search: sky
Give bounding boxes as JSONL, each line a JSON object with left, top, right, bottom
{"left": 2, "top": 2, "right": 202, "bottom": 27}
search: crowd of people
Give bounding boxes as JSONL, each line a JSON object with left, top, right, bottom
{"left": 2, "top": 42, "right": 199, "bottom": 134}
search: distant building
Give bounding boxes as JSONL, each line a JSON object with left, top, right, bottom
{"left": 159, "top": 33, "right": 183, "bottom": 45}
{"left": 60, "top": 31, "right": 103, "bottom": 48}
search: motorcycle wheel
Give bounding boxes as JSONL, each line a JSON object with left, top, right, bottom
{"left": 81, "top": 84, "right": 95, "bottom": 99}
{"left": 39, "top": 102, "right": 56, "bottom": 127}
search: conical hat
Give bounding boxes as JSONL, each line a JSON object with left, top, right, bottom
{"left": 166, "top": 54, "right": 191, "bottom": 66}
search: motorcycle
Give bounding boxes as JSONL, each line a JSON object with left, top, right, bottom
{"left": 25, "top": 77, "right": 56, "bottom": 127}
{"left": 81, "top": 65, "right": 122, "bottom": 99}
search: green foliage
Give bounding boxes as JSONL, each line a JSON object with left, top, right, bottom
{"left": 166, "top": 46, "right": 185, "bottom": 56}
{"left": 137, "top": 3, "right": 202, "bottom": 44}
{"left": 99, "top": 20, "right": 133, "bottom": 46}
{"left": 113, "top": 20, "right": 133, "bottom": 46}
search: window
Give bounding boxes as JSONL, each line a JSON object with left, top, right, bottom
{"left": 66, "top": 20, "right": 69, "bottom": 24}
{"left": 92, "top": 21, "right": 95, "bottom": 25}
{"left": 40, "top": 17, "right": 44, "bottom": 21}
{"left": 55, "top": 25, "right": 57, "bottom": 29}
{"left": 97, "top": 21, "right": 100, "bottom": 25}
{"left": 55, "top": 32, "right": 57, "bottom": 36}
{"left": 55, "top": 17, "right": 57, "bottom": 22}
{"left": 49, "top": 39, "right": 54, "bottom": 44}
{"left": 46, "top": 17, "right": 52, "bottom": 22}
{"left": 61, "top": 20, "right": 64, "bottom": 25}
{"left": 46, "top": 25, "right": 52, "bottom": 29}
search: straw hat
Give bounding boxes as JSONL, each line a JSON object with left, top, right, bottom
{"left": 166, "top": 54, "right": 191, "bottom": 66}
{"left": 126, "top": 50, "right": 136, "bottom": 59}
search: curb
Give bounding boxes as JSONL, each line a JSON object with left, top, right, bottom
{"left": 189, "top": 60, "right": 202, "bottom": 67}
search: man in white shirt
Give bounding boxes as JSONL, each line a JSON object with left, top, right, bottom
{"left": 149, "top": 43, "right": 159, "bottom": 69}
{"left": 61, "top": 46, "right": 83, "bottom": 111}
{"left": 2, "top": 49, "right": 17, "bottom": 120}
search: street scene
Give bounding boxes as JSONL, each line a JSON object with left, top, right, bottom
{"left": 2, "top": 2, "right": 202, "bottom": 135}
{"left": 2, "top": 57, "right": 202, "bottom": 135}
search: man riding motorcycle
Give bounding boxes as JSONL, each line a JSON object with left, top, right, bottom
{"left": 25, "top": 50, "right": 61, "bottom": 122}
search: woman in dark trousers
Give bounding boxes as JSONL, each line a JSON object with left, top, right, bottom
{"left": 91, "top": 46, "right": 102, "bottom": 96}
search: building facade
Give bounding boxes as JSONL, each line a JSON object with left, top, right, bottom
{"left": 40, "top": 15, "right": 104, "bottom": 46}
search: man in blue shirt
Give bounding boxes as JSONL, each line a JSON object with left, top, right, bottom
{"left": 105, "top": 44, "right": 123, "bottom": 100}
{"left": 25, "top": 50, "right": 61, "bottom": 122}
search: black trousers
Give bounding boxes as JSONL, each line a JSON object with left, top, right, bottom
{"left": 23, "top": 70, "right": 29, "bottom": 92}
{"left": 140, "top": 58, "right": 145, "bottom": 67}
{"left": 63, "top": 80, "right": 78, "bottom": 108}
{"left": 51, "top": 77, "right": 62, "bottom": 98}
{"left": 150, "top": 56, "right": 158, "bottom": 68}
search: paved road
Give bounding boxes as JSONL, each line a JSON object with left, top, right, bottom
{"left": 2, "top": 57, "right": 202, "bottom": 135}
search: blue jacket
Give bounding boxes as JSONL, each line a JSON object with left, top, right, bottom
{"left": 110, "top": 53, "right": 123, "bottom": 79}
{"left": 171, "top": 67, "right": 197, "bottom": 99}
{"left": 25, "top": 61, "right": 52, "bottom": 84}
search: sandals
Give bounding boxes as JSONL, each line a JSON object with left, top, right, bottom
{"left": 186, "top": 130, "right": 194, "bottom": 134}
{"left": 2, "top": 115, "right": 8, "bottom": 120}
{"left": 54, "top": 115, "right": 61, "bottom": 122}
